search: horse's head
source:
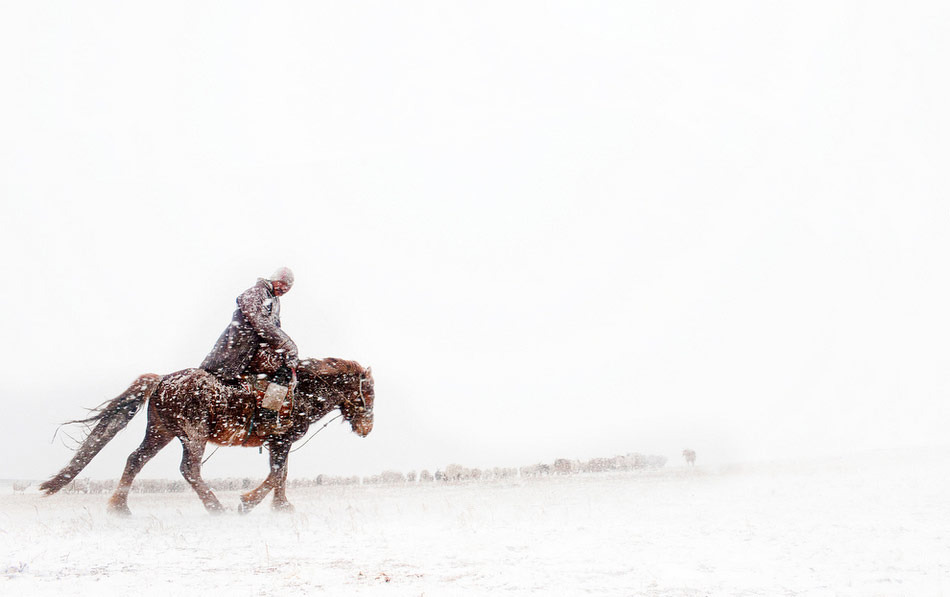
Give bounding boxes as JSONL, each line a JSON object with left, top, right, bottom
{"left": 341, "top": 366, "right": 374, "bottom": 437}
{"left": 297, "top": 358, "right": 375, "bottom": 437}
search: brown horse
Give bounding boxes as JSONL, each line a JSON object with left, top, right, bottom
{"left": 40, "top": 358, "right": 374, "bottom": 515}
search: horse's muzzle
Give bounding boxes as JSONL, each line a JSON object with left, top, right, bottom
{"left": 352, "top": 415, "right": 373, "bottom": 437}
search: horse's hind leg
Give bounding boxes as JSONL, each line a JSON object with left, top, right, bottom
{"left": 179, "top": 437, "right": 224, "bottom": 514}
{"left": 108, "top": 422, "right": 174, "bottom": 516}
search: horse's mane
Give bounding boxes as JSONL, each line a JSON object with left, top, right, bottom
{"left": 300, "top": 357, "right": 366, "bottom": 379}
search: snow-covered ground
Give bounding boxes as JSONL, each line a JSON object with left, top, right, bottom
{"left": 3, "top": 449, "right": 948, "bottom": 596}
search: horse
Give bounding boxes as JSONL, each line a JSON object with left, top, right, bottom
{"left": 682, "top": 449, "right": 696, "bottom": 466}
{"left": 40, "top": 357, "right": 374, "bottom": 515}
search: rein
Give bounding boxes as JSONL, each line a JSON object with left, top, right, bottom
{"left": 290, "top": 373, "right": 368, "bottom": 454}
{"left": 290, "top": 412, "right": 344, "bottom": 453}
{"left": 202, "top": 446, "right": 220, "bottom": 465}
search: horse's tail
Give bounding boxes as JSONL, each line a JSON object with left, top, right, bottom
{"left": 39, "top": 374, "right": 162, "bottom": 495}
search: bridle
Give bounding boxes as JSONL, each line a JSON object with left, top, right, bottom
{"left": 289, "top": 372, "right": 372, "bottom": 454}
{"left": 341, "top": 375, "right": 371, "bottom": 419}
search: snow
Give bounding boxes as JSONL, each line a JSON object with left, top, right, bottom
{"left": 3, "top": 448, "right": 948, "bottom": 596}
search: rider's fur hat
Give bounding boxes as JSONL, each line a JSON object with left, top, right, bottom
{"left": 269, "top": 267, "right": 294, "bottom": 290}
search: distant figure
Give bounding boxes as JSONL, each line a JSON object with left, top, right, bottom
{"left": 682, "top": 449, "right": 696, "bottom": 466}
{"left": 12, "top": 481, "right": 31, "bottom": 493}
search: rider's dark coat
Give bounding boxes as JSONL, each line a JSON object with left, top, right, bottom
{"left": 201, "top": 279, "right": 298, "bottom": 381}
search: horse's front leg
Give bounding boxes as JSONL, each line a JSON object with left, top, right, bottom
{"left": 239, "top": 439, "right": 292, "bottom": 514}
{"left": 271, "top": 453, "right": 293, "bottom": 512}
{"left": 179, "top": 436, "right": 224, "bottom": 514}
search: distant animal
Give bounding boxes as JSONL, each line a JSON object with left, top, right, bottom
{"left": 40, "top": 358, "right": 374, "bottom": 515}
{"left": 682, "top": 449, "right": 696, "bottom": 466}
{"left": 12, "top": 481, "right": 31, "bottom": 493}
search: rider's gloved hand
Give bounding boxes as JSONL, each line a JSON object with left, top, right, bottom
{"left": 276, "top": 339, "right": 298, "bottom": 369}
{"left": 286, "top": 355, "right": 299, "bottom": 370}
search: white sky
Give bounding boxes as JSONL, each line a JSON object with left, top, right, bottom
{"left": 1, "top": 2, "right": 948, "bottom": 480}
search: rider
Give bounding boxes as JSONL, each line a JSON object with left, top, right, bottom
{"left": 201, "top": 268, "right": 299, "bottom": 424}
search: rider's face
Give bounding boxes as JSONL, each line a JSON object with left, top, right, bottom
{"left": 272, "top": 280, "right": 290, "bottom": 296}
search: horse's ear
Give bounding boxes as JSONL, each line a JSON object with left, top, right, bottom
{"left": 365, "top": 366, "right": 373, "bottom": 378}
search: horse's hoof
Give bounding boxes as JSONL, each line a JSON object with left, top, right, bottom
{"left": 205, "top": 502, "right": 226, "bottom": 515}
{"left": 107, "top": 503, "right": 132, "bottom": 517}
{"left": 238, "top": 499, "right": 253, "bottom": 515}
{"left": 272, "top": 501, "right": 295, "bottom": 513}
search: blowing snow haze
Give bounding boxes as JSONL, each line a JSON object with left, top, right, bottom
{"left": 1, "top": 2, "right": 949, "bottom": 482}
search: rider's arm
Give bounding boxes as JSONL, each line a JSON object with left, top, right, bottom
{"left": 237, "top": 286, "right": 299, "bottom": 360}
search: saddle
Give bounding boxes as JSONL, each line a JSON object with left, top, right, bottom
{"left": 237, "top": 374, "right": 295, "bottom": 436}
{"left": 241, "top": 348, "right": 297, "bottom": 436}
